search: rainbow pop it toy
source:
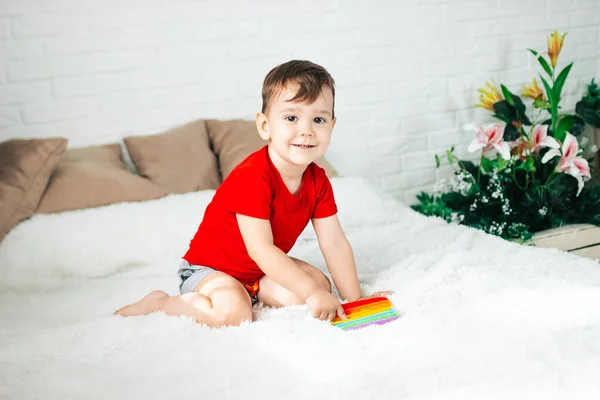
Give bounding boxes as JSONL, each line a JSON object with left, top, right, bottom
{"left": 331, "top": 297, "right": 399, "bottom": 331}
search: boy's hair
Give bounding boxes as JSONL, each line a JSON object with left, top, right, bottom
{"left": 261, "top": 60, "right": 336, "bottom": 118}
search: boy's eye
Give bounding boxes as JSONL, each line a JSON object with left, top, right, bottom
{"left": 285, "top": 116, "right": 297, "bottom": 122}
{"left": 314, "top": 117, "right": 326, "bottom": 124}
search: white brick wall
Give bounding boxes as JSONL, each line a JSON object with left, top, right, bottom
{"left": 1, "top": 0, "right": 599, "bottom": 204}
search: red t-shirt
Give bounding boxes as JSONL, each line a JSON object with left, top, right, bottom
{"left": 183, "top": 146, "right": 338, "bottom": 285}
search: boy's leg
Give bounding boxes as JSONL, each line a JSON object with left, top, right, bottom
{"left": 257, "top": 257, "right": 331, "bottom": 307}
{"left": 114, "top": 272, "right": 253, "bottom": 327}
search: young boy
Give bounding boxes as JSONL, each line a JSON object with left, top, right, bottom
{"left": 115, "top": 60, "right": 390, "bottom": 327}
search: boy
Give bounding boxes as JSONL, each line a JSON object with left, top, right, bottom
{"left": 115, "top": 60, "right": 390, "bottom": 327}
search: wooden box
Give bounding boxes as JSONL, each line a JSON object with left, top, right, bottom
{"left": 532, "top": 224, "right": 600, "bottom": 261}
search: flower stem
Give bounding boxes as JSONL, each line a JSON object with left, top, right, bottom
{"left": 550, "top": 67, "right": 558, "bottom": 135}
{"left": 545, "top": 171, "right": 557, "bottom": 187}
{"left": 510, "top": 170, "right": 527, "bottom": 191}
{"left": 477, "top": 154, "right": 483, "bottom": 184}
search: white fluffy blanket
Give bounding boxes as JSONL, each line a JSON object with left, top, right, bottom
{"left": 1, "top": 177, "right": 599, "bottom": 399}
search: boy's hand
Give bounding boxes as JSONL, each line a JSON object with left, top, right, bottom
{"left": 306, "top": 289, "right": 347, "bottom": 321}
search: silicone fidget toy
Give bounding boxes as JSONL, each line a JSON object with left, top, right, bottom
{"left": 331, "top": 297, "right": 399, "bottom": 331}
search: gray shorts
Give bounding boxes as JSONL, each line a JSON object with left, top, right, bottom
{"left": 177, "top": 259, "right": 218, "bottom": 295}
{"left": 177, "top": 259, "right": 259, "bottom": 305}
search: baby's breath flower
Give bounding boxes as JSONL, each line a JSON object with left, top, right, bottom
{"left": 470, "top": 200, "right": 478, "bottom": 211}
{"left": 442, "top": 170, "right": 474, "bottom": 196}
{"left": 450, "top": 212, "right": 461, "bottom": 223}
{"left": 580, "top": 136, "right": 589, "bottom": 147}
{"left": 433, "top": 179, "right": 450, "bottom": 196}
{"left": 486, "top": 172, "right": 504, "bottom": 199}
{"left": 486, "top": 221, "right": 506, "bottom": 236}
{"left": 502, "top": 198, "right": 512, "bottom": 215}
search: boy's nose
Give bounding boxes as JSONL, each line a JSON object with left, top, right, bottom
{"left": 300, "top": 129, "right": 315, "bottom": 136}
{"left": 299, "top": 123, "right": 315, "bottom": 136}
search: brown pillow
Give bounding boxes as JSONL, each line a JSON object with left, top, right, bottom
{"left": 124, "top": 120, "right": 220, "bottom": 193}
{"left": 205, "top": 119, "right": 339, "bottom": 181}
{"left": 0, "top": 137, "right": 67, "bottom": 240}
{"left": 36, "top": 143, "right": 167, "bottom": 214}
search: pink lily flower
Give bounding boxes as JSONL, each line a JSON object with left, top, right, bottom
{"left": 466, "top": 123, "right": 511, "bottom": 160}
{"left": 513, "top": 125, "right": 560, "bottom": 156}
{"left": 528, "top": 125, "right": 560, "bottom": 153}
{"left": 541, "top": 132, "right": 591, "bottom": 195}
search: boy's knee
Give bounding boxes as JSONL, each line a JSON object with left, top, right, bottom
{"left": 284, "top": 274, "right": 330, "bottom": 305}
{"left": 311, "top": 270, "right": 331, "bottom": 292}
{"left": 283, "top": 292, "right": 306, "bottom": 306}
{"left": 218, "top": 304, "right": 253, "bottom": 327}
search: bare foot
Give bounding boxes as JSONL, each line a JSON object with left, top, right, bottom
{"left": 114, "top": 290, "right": 169, "bottom": 317}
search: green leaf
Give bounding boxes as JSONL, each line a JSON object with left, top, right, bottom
{"left": 501, "top": 84, "right": 514, "bottom": 106}
{"left": 540, "top": 75, "right": 558, "bottom": 131}
{"left": 529, "top": 49, "right": 553, "bottom": 77}
{"left": 525, "top": 157, "right": 536, "bottom": 172}
{"left": 435, "top": 154, "right": 441, "bottom": 168}
{"left": 492, "top": 113, "right": 512, "bottom": 124}
{"left": 512, "top": 94, "right": 526, "bottom": 114}
{"left": 539, "top": 76, "right": 554, "bottom": 104}
{"left": 576, "top": 101, "right": 600, "bottom": 128}
{"left": 480, "top": 157, "right": 494, "bottom": 173}
{"left": 496, "top": 157, "right": 509, "bottom": 171}
{"left": 446, "top": 148, "right": 456, "bottom": 164}
{"left": 554, "top": 115, "right": 586, "bottom": 140}
{"left": 458, "top": 160, "right": 478, "bottom": 178}
{"left": 554, "top": 115, "right": 572, "bottom": 142}
{"left": 515, "top": 158, "right": 536, "bottom": 173}
{"left": 575, "top": 78, "right": 600, "bottom": 128}
{"left": 570, "top": 115, "right": 585, "bottom": 136}
{"left": 495, "top": 100, "right": 518, "bottom": 118}
{"left": 533, "top": 99, "right": 551, "bottom": 109}
{"left": 537, "top": 56, "right": 553, "bottom": 78}
{"left": 552, "top": 63, "right": 573, "bottom": 103}
{"left": 493, "top": 97, "right": 531, "bottom": 132}
{"left": 411, "top": 192, "right": 456, "bottom": 222}
{"left": 511, "top": 95, "right": 532, "bottom": 125}
{"left": 503, "top": 122, "right": 520, "bottom": 141}
{"left": 493, "top": 101, "right": 516, "bottom": 121}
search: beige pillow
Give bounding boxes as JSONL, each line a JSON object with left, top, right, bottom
{"left": 205, "top": 119, "right": 339, "bottom": 181}
{"left": 315, "top": 155, "right": 338, "bottom": 179}
{"left": 124, "top": 120, "right": 220, "bottom": 194}
{"left": 36, "top": 144, "right": 167, "bottom": 214}
{"left": 0, "top": 137, "right": 68, "bottom": 240}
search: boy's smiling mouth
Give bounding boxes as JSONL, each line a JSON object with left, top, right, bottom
{"left": 291, "top": 144, "right": 316, "bottom": 149}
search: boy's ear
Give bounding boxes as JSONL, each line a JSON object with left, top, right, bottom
{"left": 332, "top": 116, "right": 337, "bottom": 130}
{"left": 256, "top": 112, "right": 270, "bottom": 141}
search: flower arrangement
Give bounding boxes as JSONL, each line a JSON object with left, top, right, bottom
{"left": 412, "top": 31, "right": 600, "bottom": 242}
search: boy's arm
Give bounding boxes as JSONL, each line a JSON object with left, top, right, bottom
{"left": 236, "top": 214, "right": 321, "bottom": 299}
{"left": 311, "top": 215, "right": 363, "bottom": 302}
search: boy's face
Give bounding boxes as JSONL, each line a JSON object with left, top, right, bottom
{"left": 256, "top": 83, "right": 336, "bottom": 169}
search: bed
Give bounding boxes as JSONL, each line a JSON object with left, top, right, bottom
{"left": 1, "top": 120, "right": 599, "bottom": 399}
